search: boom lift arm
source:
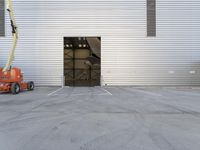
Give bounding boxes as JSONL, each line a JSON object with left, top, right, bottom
{"left": 3, "top": 0, "right": 18, "bottom": 72}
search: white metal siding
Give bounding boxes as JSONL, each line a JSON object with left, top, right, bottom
{"left": 0, "top": 0, "right": 200, "bottom": 86}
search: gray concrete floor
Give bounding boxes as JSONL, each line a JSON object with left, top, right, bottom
{"left": 1, "top": 86, "right": 200, "bottom": 150}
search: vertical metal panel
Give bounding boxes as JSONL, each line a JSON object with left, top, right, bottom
{"left": 0, "top": 0, "right": 200, "bottom": 86}
{"left": 0, "top": 0, "right": 5, "bottom": 36}
{"left": 147, "top": 0, "right": 156, "bottom": 36}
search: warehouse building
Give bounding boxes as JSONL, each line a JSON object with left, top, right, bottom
{"left": 0, "top": 0, "right": 200, "bottom": 86}
{"left": 1, "top": 1, "right": 200, "bottom": 149}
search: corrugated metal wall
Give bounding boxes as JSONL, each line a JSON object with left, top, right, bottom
{"left": 0, "top": 0, "right": 200, "bottom": 86}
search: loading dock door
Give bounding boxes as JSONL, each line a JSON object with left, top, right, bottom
{"left": 64, "top": 37, "right": 101, "bottom": 86}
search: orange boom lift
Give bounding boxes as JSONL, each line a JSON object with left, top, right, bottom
{"left": 0, "top": 0, "right": 34, "bottom": 94}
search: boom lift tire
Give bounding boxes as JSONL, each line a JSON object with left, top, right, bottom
{"left": 11, "top": 82, "right": 20, "bottom": 94}
{"left": 27, "top": 81, "right": 34, "bottom": 91}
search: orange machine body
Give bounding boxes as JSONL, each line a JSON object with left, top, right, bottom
{"left": 0, "top": 68, "right": 27, "bottom": 92}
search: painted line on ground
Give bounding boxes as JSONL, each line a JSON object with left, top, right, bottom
{"left": 48, "top": 87, "right": 63, "bottom": 96}
{"left": 36, "top": 87, "right": 49, "bottom": 88}
{"left": 71, "top": 92, "right": 108, "bottom": 96}
{"left": 102, "top": 88, "right": 113, "bottom": 96}
{"left": 50, "top": 90, "right": 109, "bottom": 96}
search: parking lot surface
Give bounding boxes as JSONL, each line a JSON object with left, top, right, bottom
{"left": 0, "top": 86, "right": 200, "bottom": 150}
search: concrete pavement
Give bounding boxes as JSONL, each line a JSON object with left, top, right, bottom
{"left": 0, "top": 86, "right": 200, "bottom": 150}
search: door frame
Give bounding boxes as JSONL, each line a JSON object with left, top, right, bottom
{"left": 63, "top": 36, "right": 101, "bottom": 87}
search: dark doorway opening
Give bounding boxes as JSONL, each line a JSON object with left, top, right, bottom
{"left": 64, "top": 37, "right": 101, "bottom": 87}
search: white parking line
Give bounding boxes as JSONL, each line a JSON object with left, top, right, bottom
{"left": 50, "top": 92, "right": 109, "bottom": 97}
{"left": 102, "top": 88, "right": 113, "bottom": 96}
{"left": 72, "top": 92, "right": 109, "bottom": 96}
{"left": 48, "top": 87, "right": 112, "bottom": 96}
{"left": 48, "top": 87, "right": 63, "bottom": 96}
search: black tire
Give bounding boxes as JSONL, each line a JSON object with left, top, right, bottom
{"left": 27, "top": 81, "right": 34, "bottom": 91}
{"left": 11, "top": 83, "right": 20, "bottom": 94}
